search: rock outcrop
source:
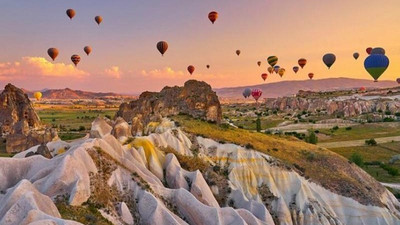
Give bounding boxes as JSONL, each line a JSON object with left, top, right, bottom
{"left": 0, "top": 83, "right": 58, "bottom": 153}
{"left": 116, "top": 80, "right": 222, "bottom": 134}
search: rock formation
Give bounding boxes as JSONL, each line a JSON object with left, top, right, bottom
{"left": 0, "top": 117, "right": 399, "bottom": 225}
{"left": 116, "top": 80, "right": 222, "bottom": 135}
{"left": 0, "top": 83, "right": 58, "bottom": 153}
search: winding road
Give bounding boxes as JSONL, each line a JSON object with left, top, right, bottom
{"left": 318, "top": 136, "right": 400, "bottom": 149}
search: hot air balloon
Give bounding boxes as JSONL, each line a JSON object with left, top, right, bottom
{"left": 208, "top": 11, "right": 218, "bottom": 24}
{"left": 257, "top": 61, "right": 262, "bottom": 67}
{"left": 267, "top": 56, "right": 278, "bottom": 67}
{"left": 278, "top": 68, "right": 285, "bottom": 77}
{"left": 268, "top": 67, "right": 274, "bottom": 74}
{"left": 366, "top": 47, "right": 373, "bottom": 55}
{"left": 293, "top": 66, "right": 299, "bottom": 74}
{"left": 66, "top": 9, "right": 75, "bottom": 20}
{"left": 71, "top": 55, "right": 81, "bottom": 67}
{"left": 187, "top": 65, "right": 195, "bottom": 75}
{"left": 274, "top": 66, "right": 280, "bottom": 73}
{"left": 298, "top": 58, "right": 307, "bottom": 69}
{"left": 308, "top": 73, "right": 314, "bottom": 80}
{"left": 157, "top": 41, "right": 168, "bottom": 56}
{"left": 364, "top": 54, "right": 389, "bottom": 82}
{"left": 397, "top": 78, "right": 400, "bottom": 84}
{"left": 84, "top": 46, "right": 92, "bottom": 56}
{"left": 251, "top": 89, "right": 263, "bottom": 102}
{"left": 353, "top": 52, "right": 360, "bottom": 60}
{"left": 34, "top": 92, "right": 42, "bottom": 101}
{"left": 47, "top": 48, "right": 59, "bottom": 61}
{"left": 261, "top": 73, "right": 268, "bottom": 81}
{"left": 206, "top": 65, "right": 210, "bottom": 69}
{"left": 95, "top": 16, "right": 103, "bottom": 25}
{"left": 371, "top": 47, "right": 385, "bottom": 55}
{"left": 243, "top": 88, "right": 252, "bottom": 98}
{"left": 236, "top": 50, "right": 241, "bottom": 56}
{"left": 323, "top": 53, "right": 336, "bottom": 69}
{"left": 359, "top": 87, "right": 366, "bottom": 92}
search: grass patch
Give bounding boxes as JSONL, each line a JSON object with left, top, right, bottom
{"left": 55, "top": 200, "right": 112, "bottom": 225}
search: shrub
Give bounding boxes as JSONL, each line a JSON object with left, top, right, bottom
{"left": 306, "top": 130, "right": 318, "bottom": 144}
{"left": 383, "top": 117, "right": 395, "bottom": 122}
{"left": 256, "top": 116, "right": 261, "bottom": 132}
{"left": 345, "top": 127, "right": 352, "bottom": 131}
{"left": 385, "top": 111, "right": 392, "bottom": 115}
{"left": 78, "top": 126, "right": 86, "bottom": 131}
{"left": 332, "top": 126, "right": 339, "bottom": 131}
{"left": 350, "top": 153, "right": 364, "bottom": 167}
{"left": 365, "top": 139, "right": 377, "bottom": 146}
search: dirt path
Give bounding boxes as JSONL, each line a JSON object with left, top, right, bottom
{"left": 382, "top": 183, "right": 400, "bottom": 191}
{"left": 318, "top": 136, "right": 400, "bottom": 148}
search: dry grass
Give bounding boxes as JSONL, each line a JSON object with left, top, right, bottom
{"left": 172, "top": 115, "right": 386, "bottom": 207}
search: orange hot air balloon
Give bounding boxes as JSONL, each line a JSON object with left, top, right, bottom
{"left": 236, "top": 50, "right": 241, "bottom": 56}
{"left": 34, "top": 92, "right": 42, "bottom": 101}
{"left": 308, "top": 73, "right": 314, "bottom": 80}
{"left": 206, "top": 65, "right": 210, "bottom": 69}
{"left": 95, "top": 16, "right": 103, "bottom": 25}
{"left": 187, "top": 65, "right": 195, "bottom": 75}
{"left": 66, "top": 9, "right": 75, "bottom": 20}
{"left": 261, "top": 73, "right": 268, "bottom": 81}
{"left": 84, "top": 46, "right": 92, "bottom": 56}
{"left": 71, "top": 55, "right": 81, "bottom": 67}
{"left": 257, "top": 61, "right": 262, "bottom": 67}
{"left": 366, "top": 47, "right": 373, "bottom": 55}
{"left": 157, "top": 41, "right": 168, "bottom": 56}
{"left": 278, "top": 68, "right": 286, "bottom": 77}
{"left": 267, "top": 67, "right": 274, "bottom": 74}
{"left": 47, "top": 48, "right": 59, "bottom": 61}
{"left": 208, "top": 11, "right": 218, "bottom": 24}
{"left": 298, "top": 58, "right": 307, "bottom": 68}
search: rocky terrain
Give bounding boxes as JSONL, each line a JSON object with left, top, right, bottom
{"left": 116, "top": 80, "right": 222, "bottom": 133}
{"left": 266, "top": 90, "right": 400, "bottom": 117}
{"left": 0, "top": 84, "right": 58, "bottom": 153}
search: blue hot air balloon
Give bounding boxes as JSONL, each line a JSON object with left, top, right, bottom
{"left": 274, "top": 65, "right": 280, "bottom": 73}
{"left": 243, "top": 88, "right": 252, "bottom": 98}
{"left": 364, "top": 54, "right": 389, "bottom": 82}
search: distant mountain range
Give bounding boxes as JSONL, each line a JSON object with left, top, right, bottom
{"left": 24, "top": 88, "right": 135, "bottom": 99}
{"left": 215, "top": 78, "right": 399, "bottom": 99}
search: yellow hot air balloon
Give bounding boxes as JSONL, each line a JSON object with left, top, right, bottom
{"left": 278, "top": 68, "right": 286, "bottom": 77}
{"left": 34, "top": 92, "right": 42, "bottom": 101}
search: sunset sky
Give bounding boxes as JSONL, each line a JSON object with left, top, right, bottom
{"left": 1, "top": 0, "right": 400, "bottom": 93}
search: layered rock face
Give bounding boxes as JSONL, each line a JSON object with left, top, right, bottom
{"left": 116, "top": 80, "right": 222, "bottom": 134}
{"left": 266, "top": 97, "right": 400, "bottom": 117}
{"left": 0, "top": 83, "right": 58, "bottom": 153}
{"left": 0, "top": 117, "right": 399, "bottom": 225}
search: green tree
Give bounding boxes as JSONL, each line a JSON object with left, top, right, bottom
{"left": 256, "top": 116, "right": 261, "bottom": 132}
{"left": 306, "top": 130, "right": 318, "bottom": 144}
{"left": 350, "top": 153, "right": 364, "bottom": 167}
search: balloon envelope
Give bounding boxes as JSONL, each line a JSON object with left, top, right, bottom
{"left": 323, "top": 53, "right": 336, "bottom": 69}
{"left": 371, "top": 47, "right": 385, "bottom": 55}
{"left": 95, "top": 16, "right": 103, "bottom": 25}
{"left": 47, "top": 48, "right": 59, "bottom": 61}
{"left": 397, "top": 78, "right": 400, "bottom": 84}
{"left": 206, "top": 65, "right": 210, "bottom": 69}
{"left": 236, "top": 50, "right": 241, "bottom": 56}
{"left": 364, "top": 54, "right": 389, "bottom": 82}
{"left": 267, "top": 56, "right": 278, "bottom": 67}
{"left": 278, "top": 68, "right": 285, "bottom": 77}
{"left": 157, "top": 41, "right": 168, "bottom": 56}
{"left": 274, "top": 66, "right": 280, "bottom": 73}
{"left": 298, "top": 58, "right": 307, "bottom": 68}
{"left": 66, "top": 9, "right": 75, "bottom": 19}
{"left": 257, "top": 61, "right": 261, "bottom": 67}
{"left": 251, "top": 89, "right": 263, "bottom": 101}
{"left": 187, "top": 65, "right": 195, "bottom": 75}
{"left": 353, "top": 52, "right": 360, "bottom": 60}
{"left": 308, "top": 73, "right": 314, "bottom": 80}
{"left": 84, "top": 46, "right": 92, "bottom": 56}
{"left": 267, "top": 67, "right": 274, "bottom": 74}
{"left": 366, "top": 47, "right": 373, "bottom": 55}
{"left": 261, "top": 73, "right": 268, "bottom": 81}
{"left": 208, "top": 11, "right": 218, "bottom": 24}
{"left": 34, "top": 92, "right": 42, "bottom": 101}
{"left": 243, "top": 88, "right": 252, "bottom": 98}
{"left": 293, "top": 66, "right": 299, "bottom": 73}
{"left": 71, "top": 55, "right": 81, "bottom": 67}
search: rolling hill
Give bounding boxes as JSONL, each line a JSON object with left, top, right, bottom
{"left": 215, "top": 77, "right": 398, "bottom": 99}
{"left": 24, "top": 88, "right": 134, "bottom": 99}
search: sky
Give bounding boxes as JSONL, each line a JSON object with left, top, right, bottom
{"left": 0, "top": 0, "right": 400, "bottom": 93}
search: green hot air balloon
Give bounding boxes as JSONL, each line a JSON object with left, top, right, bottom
{"left": 267, "top": 56, "right": 278, "bottom": 67}
{"left": 364, "top": 54, "right": 389, "bottom": 82}
{"left": 323, "top": 53, "right": 336, "bottom": 69}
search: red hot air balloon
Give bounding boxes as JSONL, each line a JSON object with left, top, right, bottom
{"left": 308, "top": 73, "right": 314, "bottom": 80}
{"left": 95, "top": 16, "right": 103, "bottom": 25}
{"left": 298, "top": 58, "right": 307, "bottom": 69}
{"left": 261, "top": 73, "right": 268, "bottom": 81}
{"left": 187, "top": 65, "right": 195, "bottom": 75}
{"left": 71, "top": 55, "right": 81, "bottom": 67}
{"left": 84, "top": 46, "right": 92, "bottom": 56}
{"left": 359, "top": 87, "right": 366, "bottom": 92}
{"left": 366, "top": 47, "right": 373, "bottom": 55}
{"left": 208, "top": 11, "right": 218, "bottom": 24}
{"left": 251, "top": 89, "right": 263, "bottom": 102}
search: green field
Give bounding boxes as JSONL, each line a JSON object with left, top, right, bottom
{"left": 318, "top": 122, "right": 400, "bottom": 143}
{"left": 330, "top": 142, "right": 400, "bottom": 183}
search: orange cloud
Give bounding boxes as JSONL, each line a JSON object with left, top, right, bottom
{"left": 104, "top": 66, "right": 122, "bottom": 79}
{"left": 0, "top": 57, "right": 89, "bottom": 79}
{"left": 141, "top": 67, "right": 185, "bottom": 79}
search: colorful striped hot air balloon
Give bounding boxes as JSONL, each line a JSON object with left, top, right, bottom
{"left": 71, "top": 55, "right": 81, "bottom": 67}
{"left": 243, "top": 88, "right": 252, "bottom": 98}
{"left": 293, "top": 66, "right": 299, "bottom": 74}
{"left": 364, "top": 54, "right": 389, "bottom": 82}
{"left": 323, "top": 53, "right": 336, "bottom": 69}
{"left": 274, "top": 66, "right": 280, "bottom": 73}
{"left": 353, "top": 52, "right": 360, "bottom": 60}
{"left": 157, "top": 41, "right": 168, "bottom": 56}
{"left": 298, "top": 58, "right": 307, "bottom": 69}
{"left": 267, "top": 56, "right": 278, "bottom": 67}
{"left": 261, "top": 73, "right": 268, "bottom": 81}
{"left": 251, "top": 89, "right": 263, "bottom": 102}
